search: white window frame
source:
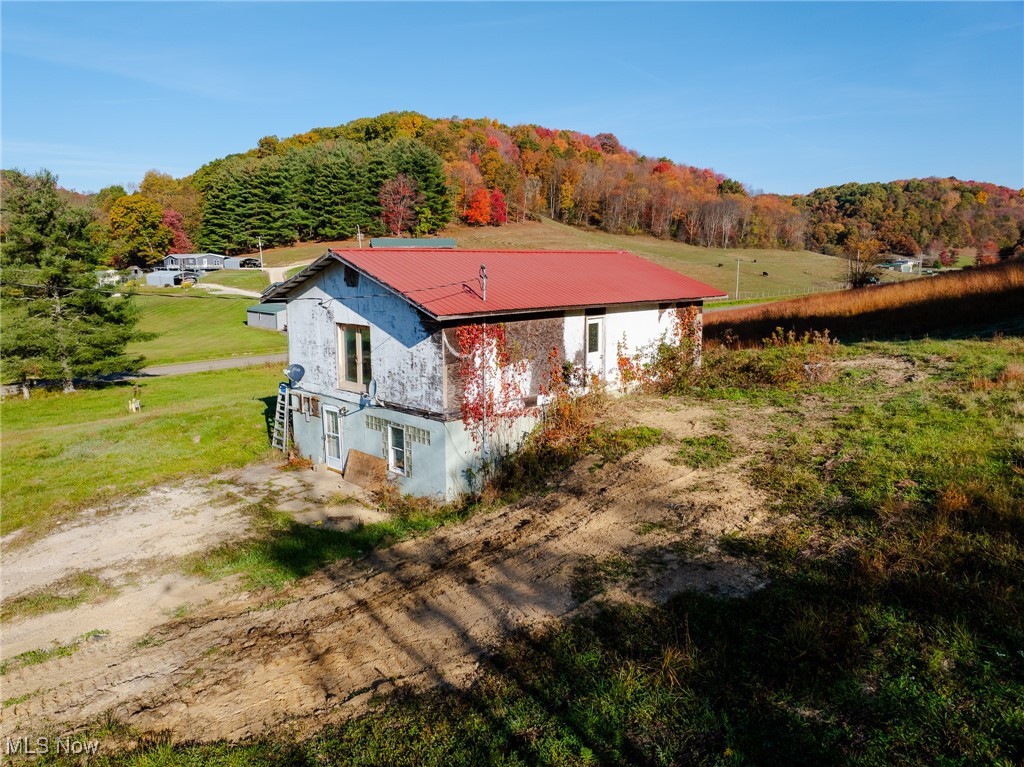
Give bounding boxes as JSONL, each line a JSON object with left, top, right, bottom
{"left": 387, "top": 424, "right": 407, "bottom": 476}
{"left": 337, "top": 323, "right": 372, "bottom": 393}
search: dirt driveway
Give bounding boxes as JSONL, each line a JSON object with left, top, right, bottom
{"left": 1, "top": 398, "right": 771, "bottom": 743}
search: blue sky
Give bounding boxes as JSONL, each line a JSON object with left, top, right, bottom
{"left": 2, "top": 1, "right": 1021, "bottom": 195}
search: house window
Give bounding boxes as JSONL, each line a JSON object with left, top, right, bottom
{"left": 388, "top": 425, "right": 407, "bottom": 476}
{"left": 338, "top": 324, "right": 372, "bottom": 391}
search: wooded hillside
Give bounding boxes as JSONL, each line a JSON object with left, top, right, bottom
{"left": 8, "top": 112, "right": 1024, "bottom": 265}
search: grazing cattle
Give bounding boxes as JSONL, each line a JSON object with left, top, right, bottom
{"left": 752, "top": 259, "right": 757, "bottom": 263}
{"left": 717, "top": 263, "right": 723, "bottom": 268}
{"left": 762, "top": 271, "right": 769, "bottom": 277}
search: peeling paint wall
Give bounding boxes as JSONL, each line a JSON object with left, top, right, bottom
{"left": 286, "top": 266, "right": 445, "bottom": 415}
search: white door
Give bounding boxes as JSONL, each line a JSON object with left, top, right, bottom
{"left": 586, "top": 316, "right": 605, "bottom": 380}
{"left": 323, "top": 407, "right": 343, "bottom": 472}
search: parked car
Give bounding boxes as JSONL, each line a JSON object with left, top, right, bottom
{"left": 240, "top": 258, "right": 261, "bottom": 268}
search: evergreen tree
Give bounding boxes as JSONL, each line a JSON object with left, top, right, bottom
{"left": 198, "top": 161, "right": 246, "bottom": 253}
{"left": 0, "top": 170, "right": 150, "bottom": 392}
{"left": 308, "top": 143, "right": 371, "bottom": 239}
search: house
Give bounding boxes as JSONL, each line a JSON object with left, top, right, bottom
{"left": 163, "top": 253, "right": 225, "bottom": 271}
{"left": 247, "top": 303, "right": 287, "bottom": 331}
{"left": 369, "top": 237, "right": 457, "bottom": 249}
{"left": 262, "top": 248, "right": 725, "bottom": 499}
{"left": 879, "top": 257, "right": 917, "bottom": 273}
{"left": 126, "top": 266, "right": 145, "bottom": 281}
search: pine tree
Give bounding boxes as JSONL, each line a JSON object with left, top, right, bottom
{"left": 0, "top": 170, "right": 150, "bottom": 391}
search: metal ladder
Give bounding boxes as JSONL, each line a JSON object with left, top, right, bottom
{"left": 271, "top": 384, "right": 290, "bottom": 451}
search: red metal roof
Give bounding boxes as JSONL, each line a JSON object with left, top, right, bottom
{"left": 320, "top": 248, "right": 726, "bottom": 319}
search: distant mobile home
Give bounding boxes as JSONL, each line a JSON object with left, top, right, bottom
{"left": 263, "top": 248, "right": 725, "bottom": 499}
{"left": 163, "top": 253, "right": 225, "bottom": 271}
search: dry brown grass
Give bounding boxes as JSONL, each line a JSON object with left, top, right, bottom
{"left": 705, "top": 261, "right": 1024, "bottom": 344}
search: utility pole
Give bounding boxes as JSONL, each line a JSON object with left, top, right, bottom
{"left": 735, "top": 255, "right": 741, "bottom": 300}
{"left": 257, "top": 236, "right": 264, "bottom": 269}
{"left": 356, "top": 225, "right": 364, "bottom": 249}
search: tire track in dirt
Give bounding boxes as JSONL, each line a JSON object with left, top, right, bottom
{"left": 3, "top": 401, "right": 771, "bottom": 742}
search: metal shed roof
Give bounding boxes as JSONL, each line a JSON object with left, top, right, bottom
{"left": 263, "top": 248, "right": 725, "bottom": 320}
{"left": 370, "top": 237, "right": 456, "bottom": 249}
{"left": 247, "top": 303, "right": 288, "bottom": 314}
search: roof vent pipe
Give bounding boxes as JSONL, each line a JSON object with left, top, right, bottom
{"left": 480, "top": 264, "right": 487, "bottom": 303}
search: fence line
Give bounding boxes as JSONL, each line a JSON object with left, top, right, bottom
{"left": 706, "top": 282, "right": 849, "bottom": 303}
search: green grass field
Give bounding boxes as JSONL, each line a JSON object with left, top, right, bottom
{"left": 0, "top": 365, "right": 283, "bottom": 537}
{"left": 199, "top": 270, "right": 270, "bottom": 292}
{"left": 127, "top": 290, "right": 286, "bottom": 367}
{"left": 259, "top": 241, "right": 349, "bottom": 267}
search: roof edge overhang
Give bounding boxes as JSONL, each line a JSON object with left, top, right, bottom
{"left": 260, "top": 249, "right": 339, "bottom": 302}
{"left": 432, "top": 297, "right": 721, "bottom": 323}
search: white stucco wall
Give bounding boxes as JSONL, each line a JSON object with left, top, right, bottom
{"left": 285, "top": 266, "right": 445, "bottom": 414}
{"left": 563, "top": 303, "right": 699, "bottom": 385}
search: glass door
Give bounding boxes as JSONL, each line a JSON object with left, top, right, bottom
{"left": 323, "top": 406, "right": 343, "bottom": 472}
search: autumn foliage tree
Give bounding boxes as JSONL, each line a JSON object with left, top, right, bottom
{"left": 489, "top": 188, "right": 508, "bottom": 225}
{"left": 379, "top": 173, "right": 422, "bottom": 235}
{"left": 976, "top": 240, "right": 1000, "bottom": 266}
{"left": 464, "top": 188, "right": 492, "bottom": 226}
{"left": 162, "top": 209, "right": 193, "bottom": 253}
{"left": 107, "top": 195, "right": 174, "bottom": 268}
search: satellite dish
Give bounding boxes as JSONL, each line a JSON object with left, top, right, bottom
{"left": 284, "top": 364, "right": 305, "bottom": 385}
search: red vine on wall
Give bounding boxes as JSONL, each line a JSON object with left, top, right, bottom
{"left": 615, "top": 306, "right": 703, "bottom": 390}
{"left": 455, "top": 323, "right": 535, "bottom": 444}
